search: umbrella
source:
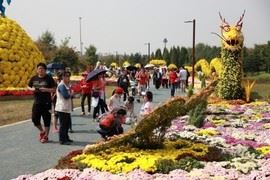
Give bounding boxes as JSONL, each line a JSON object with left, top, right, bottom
{"left": 126, "top": 65, "right": 138, "bottom": 71}
{"left": 144, "top": 64, "right": 155, "bottom": 68}
{"left": 47, "top": 63, "right": 64, "bottom": 70}
{"left": 86, "top": 69, "right": 107, "bottom": 82}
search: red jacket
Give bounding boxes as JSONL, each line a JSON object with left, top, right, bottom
{"left": 169, "top": 71, "right": 178, "bottom": 84}
{"left": 80, "top": 78, "right": 92, "bottom": 94}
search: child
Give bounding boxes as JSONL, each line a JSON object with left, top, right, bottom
{"left": 97, "top": 108, "right": 127, "bottom": 140}
{"left": 139, "top": 91, "right": 154, "bottom": 117}
{"left": 124, "top": 96, "right": 135, "bottom": 124}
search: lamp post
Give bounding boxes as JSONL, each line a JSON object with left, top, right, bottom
{"left": 144, "top": 42, "right": 151, "bottom": 61}
{"left": 79, "top": 17, "right": 83, "bottom": 56}
{"left": 184, "top": 19, "right": 196, "bottom": 88}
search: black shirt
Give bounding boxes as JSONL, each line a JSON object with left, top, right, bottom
{"left": 28, "top": 75, "right": 56, "bottom": 104}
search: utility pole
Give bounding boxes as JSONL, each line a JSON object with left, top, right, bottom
{"left": 79, "top": 17, "right": 83, "bottom": 56}
{"left": 145, "top": 42, "right": 151, "bottom": 61}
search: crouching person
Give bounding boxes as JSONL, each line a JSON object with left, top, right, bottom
{"left": 97, "top": 108, "right": 127, "bottom": 140}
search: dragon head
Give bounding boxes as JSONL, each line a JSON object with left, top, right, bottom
{"left": 219, "top": 11, "right": 245, "bottom": 51}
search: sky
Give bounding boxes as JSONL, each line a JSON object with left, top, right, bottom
{"left": 5, "top": 0, "right": 270, "bottom": 55}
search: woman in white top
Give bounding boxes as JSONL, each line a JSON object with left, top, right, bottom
{"left": 55, "top": 71, "right": 74, "bottom": 145}
{"left": 108, "top": 87, "right": 124, "bottom": 112}
{"left": 140, "top": 91, "right": 154, "bottom": 117}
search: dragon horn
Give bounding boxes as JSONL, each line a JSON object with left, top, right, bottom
{"left": 236, "top": 10, "right": 246, "bottom": 26}
{"left": 219, "top": 12, "right": 229, "bottom": 26}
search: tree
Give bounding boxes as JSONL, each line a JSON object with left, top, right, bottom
{"left": 162, "top": 48, "right": 170, "bottom": 63}
{"left": 35, "top": 30, "right": 57, "bottom": 62}
{"left": 54, "top": 41, "right": 79, "bottom": 72}
{"left": 155, "top": 48, "right": 163, "bottom": 59}
{"left": 84, "top": 45, "right": 98, "bottom": 65}
{"left": 179, "top": 47, "right": 189, "bottom": 65}
{"left": 170, "top": 47, "right": 178, "bottom": 65}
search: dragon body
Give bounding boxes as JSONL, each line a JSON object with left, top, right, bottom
{"left": 217, "top": 11, "right": 245, "bottom": 99}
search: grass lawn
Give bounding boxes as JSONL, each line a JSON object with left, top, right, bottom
{"left": 245, "top": 73, "right": 270, "bottom": 101}
{"left": 0, "top": 86, "right": 115, "bottom": 126}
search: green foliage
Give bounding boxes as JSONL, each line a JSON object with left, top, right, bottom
{"left": 155, "top": 157, "right": 204, "bottom": 174}
{"left": 54, "top": 46, "right": 79, "bottom": 72}
{"left": 176, "top": 157, "right": 204, "bottom": 172}
{"left": 155, "top": 48, "right": 163, "bottom": 59}
{"left": 84, "top": 45, "right": 98, "bottom": 65}
{"left": 35, "top": 30, "right": 57, "bottom": 61}
{"left": 200, "top": 75, "right": 206, "bottom": 88}
{"left": 188, "top": 99, "right": 207, "bottom": 128}
{"left": 187, "top": 85, "right": 194, "bottom": 97}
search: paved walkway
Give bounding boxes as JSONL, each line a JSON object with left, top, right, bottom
{"left": 0, "top": 86, "right": 186, "bottom": 180}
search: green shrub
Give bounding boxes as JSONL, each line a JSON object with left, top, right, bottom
{"left": 187, "top": 85, "right": 194, "bottom": 97}
{"left": 188, "top": 99, "right": 207, "bottom": 128}
{"left": 155, "top": 157, "right": 204, "bottom": 174}
{"left": 176, "top": 157, "right": 204, "bottom": 172}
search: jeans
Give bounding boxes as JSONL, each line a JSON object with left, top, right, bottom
{"left": 170, "top": 83, "right": 177, "bottom": 97}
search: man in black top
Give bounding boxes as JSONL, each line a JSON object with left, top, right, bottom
{"left": 117, "top": 69, "right": 130, "bottom": 101}
{"left": 28, "top": 63, "right": 56, "bottom": 143}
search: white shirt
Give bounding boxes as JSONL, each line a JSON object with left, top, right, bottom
{"left": 140, "top": 101, "right": 153, "bottom": 116}
{"left": 179, "top": 69, "right": 188, "bottom": 80}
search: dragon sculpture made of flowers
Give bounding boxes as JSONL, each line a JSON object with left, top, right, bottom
{"left": 216, "top": 10, "right": 246, "bottom": 100}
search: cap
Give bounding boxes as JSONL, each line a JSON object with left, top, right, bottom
{"left": 115, "top": 87, "right": 124, "bottom": 94}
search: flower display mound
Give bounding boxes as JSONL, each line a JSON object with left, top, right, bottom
{"left": 14, "top": 99, "right": 270, "bottom": 179}
{"left": 0, "top": 17, "right": 44, "bottom": 89}
{"left": 71, "top": 139, "right": 223, "bottom": 174}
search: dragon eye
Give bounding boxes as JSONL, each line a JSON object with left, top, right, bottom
{"left": 223, "top": 26, "right": 230, "bottom": 32}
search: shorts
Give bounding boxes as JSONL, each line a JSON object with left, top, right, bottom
{"left": 32, "top": 103, "right": 51, "bottom": 127}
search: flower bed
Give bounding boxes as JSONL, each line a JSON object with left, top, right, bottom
{"left": 14, "top": 101, "right": 270, "bottom": 179}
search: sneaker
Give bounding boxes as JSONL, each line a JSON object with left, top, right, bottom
{"left": 81, "top": 112, "right": 85, "bottom": 115}
{"left": 39, "top": 131, "right": 45, "bottom": 141}
{"left": 40, "top": 136, "right": 48, "bottom": 143}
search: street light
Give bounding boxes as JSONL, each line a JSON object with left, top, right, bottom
{"left": 79, "top": 17, "right": 83, "bottom": 56}
{"left": 144, "top": 42, "right": 151, "bottom": 61}
{"left": 184, "top": 19, "right": 196, "bottom": 88}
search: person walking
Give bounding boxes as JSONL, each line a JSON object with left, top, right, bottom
{"left": 117, "top": 69, "right": 130, "bottom": 101}
{"left": 179, "top": 66, "right": 188, "bottom": 92}
{"left": 168, "top": 68, "right": 178, "bottom": 97}
{"left": 28, "top": 63, "right": 56, "bottom": 143}
{"left": 92, "top": 74, "right": 108, "bottom": 119}
{"left": 55, "top": 71, "right": 74, "bottom": 145}
{"left": 80, "top": 72, "right": 92, "bottom": 115}
{"left": 51, "top": 71, "right": 63, "bottom": 133}
{"left": 135, "top": 67, "right": 149, "bottom": 102}
{"left": 153, "top": 68, "right": 162, "bottom": 89}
